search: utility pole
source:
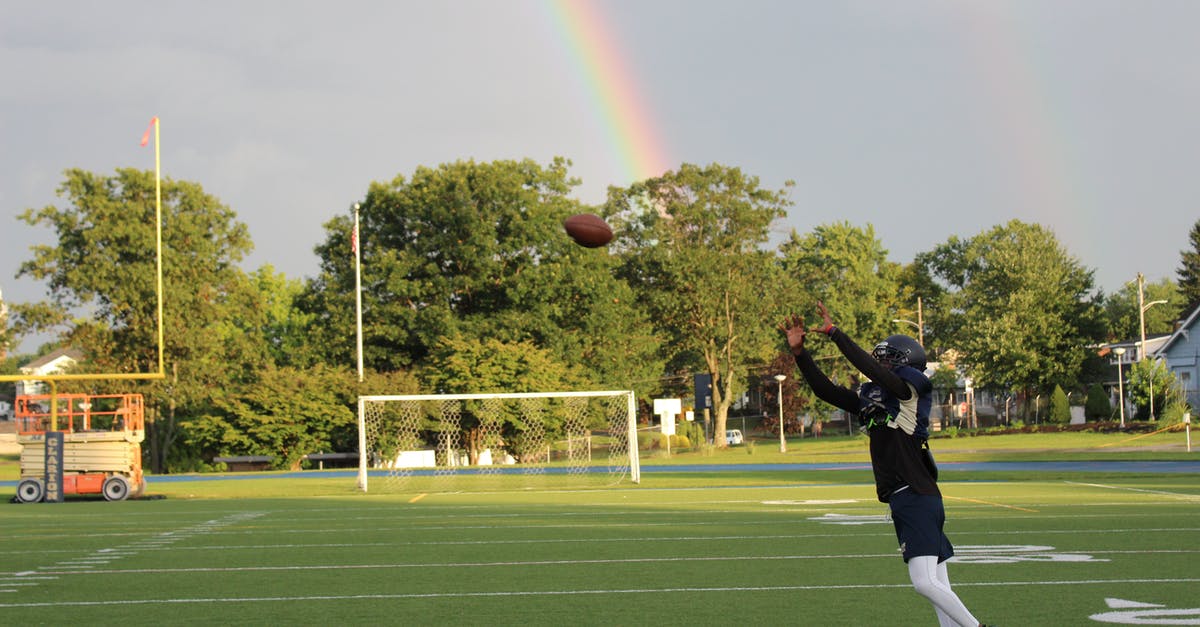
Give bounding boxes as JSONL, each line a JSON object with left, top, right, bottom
{"left": 917, "top": 296, "right": 924, "bottom": 347}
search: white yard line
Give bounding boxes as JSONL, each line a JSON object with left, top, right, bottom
{"left": 16, "top": 540, "right": 1200, "bottom": 578}
{"left": 1, "top": 512, "right": 267, "bottom": 597}
{"left": 1064, "top": 481, "right": 1200, "bottom": 500}
{"left": 2, "top": 578, "right": 1199, "bottom": 609}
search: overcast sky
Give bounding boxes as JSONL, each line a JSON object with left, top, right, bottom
{"left": 3, "top": 1, "right": 1198, "bottom": 353}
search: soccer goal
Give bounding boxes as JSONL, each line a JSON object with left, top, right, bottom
{"left": 357, "top": 390, "right": 640, "bottom": 493}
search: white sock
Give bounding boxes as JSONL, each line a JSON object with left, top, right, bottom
{"left": 907, "top": 555, "right": 979, "bottom": 627}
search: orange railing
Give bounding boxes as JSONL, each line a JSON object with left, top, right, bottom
{"left": 14, "top": 393, "right": 145, "bottom": 435}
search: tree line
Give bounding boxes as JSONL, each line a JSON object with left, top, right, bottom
{"left": 2, "top": 161, "right": 1199, "bottom": 472}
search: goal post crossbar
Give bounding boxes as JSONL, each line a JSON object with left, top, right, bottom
{"left": 357, "top": 390, "right": 640, "bottom": 492}
{"left": 359, "top": 390, "right": 634, "bottom": 402}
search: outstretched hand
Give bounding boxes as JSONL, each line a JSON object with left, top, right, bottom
{"left": 814, "top": 301, "right": 835, "bottom": 334}
{"left": 778, "top": 313, "right": 809, "bottom": 355}
{"left": 780, "top": 303, "right": 836, "bottom": 355}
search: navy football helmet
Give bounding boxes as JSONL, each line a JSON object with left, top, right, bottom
{"left": 872, "top": 334, "right": 926, "bottom": 371}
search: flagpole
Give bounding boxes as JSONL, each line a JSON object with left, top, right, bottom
{"left": 153, "top": 117, "right": 164, "bottom": 377}
{"left": 354, "top": 203, "right": 364, "bottom": 382}
{"left": 353, "top": 203, "right": 364, "bottom": 490}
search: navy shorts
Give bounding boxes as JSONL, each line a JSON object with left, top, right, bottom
{"left": 888, "top": 488, "right": 954, "bottom": 563}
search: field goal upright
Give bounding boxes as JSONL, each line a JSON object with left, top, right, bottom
{"left": 357, "top": 390, "right": 640, "bottom": 493}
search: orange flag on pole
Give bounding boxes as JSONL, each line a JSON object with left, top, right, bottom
{"left": 140, "top": 117, "right": 158, "bottom": 147}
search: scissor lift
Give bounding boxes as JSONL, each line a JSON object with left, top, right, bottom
{"left": 13, "top": 393, "right": 146, "bottom": 502}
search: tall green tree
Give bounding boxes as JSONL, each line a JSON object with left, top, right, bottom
{"left": 0, "top": 355, "right": 19, "bottom": 404}
{"left": 182, "top": 363, "right": 360, "bottom": 470}
{"left": 0, "top": 289, "right": 11, "bottom": 359}
{"left": 763, "top": 349, "right": 813, "bottom": 436}
{"left": 420, "top": 335, "right": 585, "bottom": 463}
{"left": 778, "top": 222, "right": 908, "bottom": 403}
{"left": 1177, "top": 219, "right": 1200, "bottom": 316}
{"left": 1048, "top": 384, "right": 1071, "bottom": 424}
{"left": 1127, "top": 358, "right": 1179, "bottom": 421}
{"left": 12, "top": 168, "right": 269, "bottom": 472}
{"left": 302, "top": 158, "right": 663, "bottom": 396}
{"left": 1084, "top": 383, "right": 1112, "bottom": 422}
{"left": 916, "top": 220, "right": 1105, "bottom": 400}
{"left": 250, "top": 265, "right": 317, "bottom": 368}
{"left": 607, "top": 163, "right": 793, "bottom": 445}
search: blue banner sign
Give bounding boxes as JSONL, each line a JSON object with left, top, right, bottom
{"left": 44, "top": 431, "right": 64, "bottom": 503}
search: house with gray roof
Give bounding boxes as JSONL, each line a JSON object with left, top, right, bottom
{"left": 1155, "top": 306, "right": 1200, "bottom": 409}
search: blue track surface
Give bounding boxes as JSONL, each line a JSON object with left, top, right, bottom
{"left": 3, "top": 460, "right": 1198, "bottom": 488}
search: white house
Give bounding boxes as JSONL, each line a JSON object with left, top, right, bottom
{"left": 17, "top": 348, "right": 84, "bottom": 396}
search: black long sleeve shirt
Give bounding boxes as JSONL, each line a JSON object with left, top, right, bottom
{"left": 793, "top": 328, "right": 939, "bottom": 502}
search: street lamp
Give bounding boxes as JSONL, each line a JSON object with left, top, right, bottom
{"left": 892, "top": 296, "right": 924, "bottom": 346}
{"left": 892, "top": 318, "right": 923, "bottom": 347}
{"left": 774, "top": 374, "right": 787, "bottom": 453}
{"left": 1137, "top": 272, "right": 1169, "bottom": 420}
{"left": 1113, "top": 347, "right": 1127, "bottom": 428}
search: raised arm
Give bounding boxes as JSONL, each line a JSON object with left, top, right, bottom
{"left": 812, "top": 303, "right": 911, "bottom": 401}
{"left": 778, "top": 313, "right": 859, "bottom": 413}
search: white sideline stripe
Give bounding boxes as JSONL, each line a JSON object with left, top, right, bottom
{"left": 2, "top": 578, "right": 1199, "bottom": 609}
{"left": 1091, "top": 549, "right": 1200, "bottom": 555}
{"left": 97, "top": 517, "right": 1196, "bottom": 538}
{"left": 1064, "top": 481, "right": 1200, "bottom": 500}
{"left": 2, "top": 509, "right": 1192, "bottom": 542}
{"left": 158, "top": 524, "right": 1200, "bottom": 538}
{"left": 232, "top": 504, "right": 1183, "bottom": 526}
{"left": 281, "top": 501, "right": 1193, "bottom": 522}
{"left": 25, "top": 545, "right": 1200, "bottom": 577}
{"left": 7, "top": 524, "right": 1185, "bottom": 561}
{"left": 26, "top": 553, "right": 913, "bottom": 576}
{"left": 90, "top": 531, "right": 1200, "bottom": 554}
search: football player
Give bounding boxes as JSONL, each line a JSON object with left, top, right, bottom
{"left": 780, "top": 302, "right": 987, "bottom": 627}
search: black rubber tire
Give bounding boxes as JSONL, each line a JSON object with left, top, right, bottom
{"left": 102, "top": 475, "right": 130, "bottom": 501}
{"left": 16, "top": 479, "right": 45, "bottom": 503}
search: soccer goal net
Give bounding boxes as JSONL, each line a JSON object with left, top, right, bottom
{"left": 357, "top": 391, "right": 640, "bottom": 493}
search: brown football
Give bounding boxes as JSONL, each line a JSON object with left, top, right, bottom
{"left": 563, "top": 213, "right": 613, "bottom": 248}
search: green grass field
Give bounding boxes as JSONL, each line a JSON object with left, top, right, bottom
{"left": 2, "top": 454, "right": 1198, "bottom": 625}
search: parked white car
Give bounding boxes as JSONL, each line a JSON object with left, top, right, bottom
{"left": 725, "top": 429, "right": 744, "bottom": 445}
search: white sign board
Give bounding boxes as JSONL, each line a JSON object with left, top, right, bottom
{"left": 653, "top": 398, "right": 682, "bottom": 435}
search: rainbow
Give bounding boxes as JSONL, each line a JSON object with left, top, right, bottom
{"left": 958, "top": 4, "right": 1085, "bottom": 229}
{"left": 539, "top": 0, "right": 671, "bottom": 186}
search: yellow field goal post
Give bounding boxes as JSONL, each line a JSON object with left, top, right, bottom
{"left": 1, "top": 117, "right": 167, "bottom": 405}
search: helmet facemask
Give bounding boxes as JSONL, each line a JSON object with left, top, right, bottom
{"left": 872, "top": 342, "right": 910, "bottom": 368}
{"left": 872, "top": 334, "right": 927, "bottom": 370}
